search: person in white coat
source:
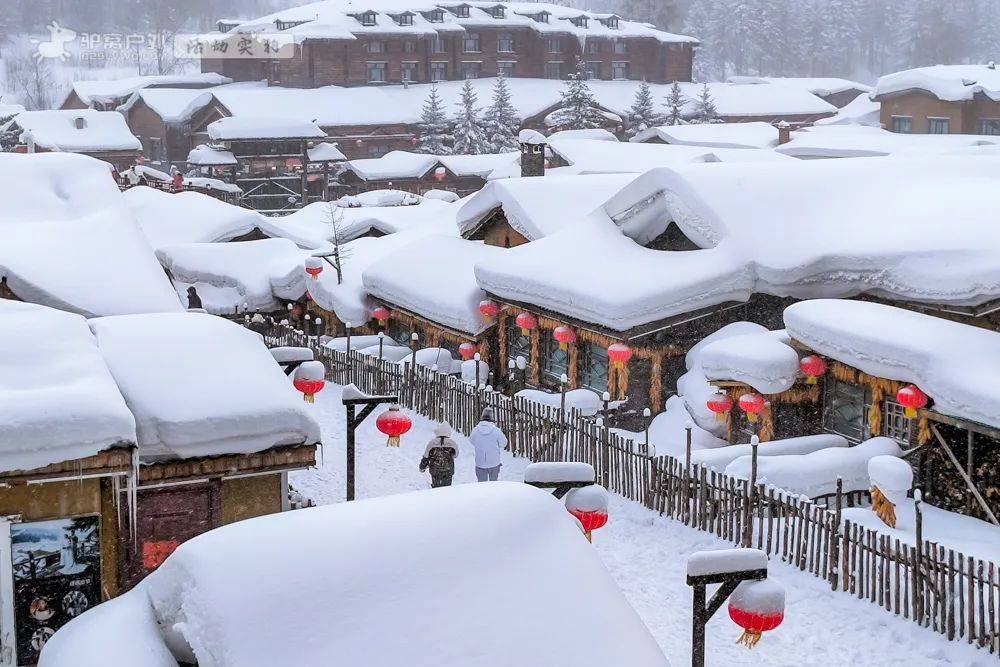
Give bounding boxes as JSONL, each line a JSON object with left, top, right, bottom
{"left": 469, "top": 407, "right": 508, "bottom": 481}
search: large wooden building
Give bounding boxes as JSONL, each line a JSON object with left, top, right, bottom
{"left": 873, "top": 64, "right": 1000, "bottom": 135}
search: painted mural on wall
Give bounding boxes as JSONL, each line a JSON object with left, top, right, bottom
{"left": 10, "top": 517, "right": 101, "bottom": 665}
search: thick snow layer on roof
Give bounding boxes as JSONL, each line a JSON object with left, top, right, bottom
{"left": 873, "top": 64, "right": 1000, "bottom": 102}
{"left": 777, "top": 125, "right": 999, "bottom": 158}
{"left": 784, "top": 299, "right": 1000, "bottom": 430}
{"left": 124, "top": 187, "right": 261, "bottom": 248}
{"left": 690, "top": 434, "right": 848, "bottom": 473}
{"left": 89, "top": 312, "right": 320, "bottom": 459}
{"left": 475, "top": 155, "right": 1000, "bottom": 331}
{"left": 156, "top": 239, "right": 309, "bottom": 314}
{"left": 632, "top": 122, "right": 779, "bottom": 149}
{"left": 729, "top": 76, "right": 872, "bottom": 97}
{"left": 70, "top": 73, "right": 231, "bottom": 105}
{"left": 0, "top": 301, "right": 135, "bottom": 474}
{"left": 813, "top": 93, "right": 881, "bottom": 127}
{"left": 363, "top": 235, "right": 503, "bottom": 334}
{"left": 0, "top": 153, "right": 183, "bottom": 316}
{"left": 187, "top": 143, "right": 237, "bottom": 166}
{"left": 307, "top": 141, "right": 347, "bottom": 162}
{"left": 183, "top": 176, "right": 243, "bottom": 194}
{"left": 344, "top": 150, "right": 514, "bottom": 181}
{"left": 208, "top": 116, "right": 326, "bottom": 141}
{"left": 547, "top": 128, "right": 618, "bottom": 142}
{"left": 14, "top": 109, "right": 141, "bottom": 153}
{"left": 89, "top": 483, "right": 667, "bottom": 667}
{"left": 338, "top": 189, "right": 423, "bottom": 207}
{"left": 456, "top": 173, "right": 636, "bottom": 240}
{"left": 126, "top": 89, "right": 215, "bottom": 124}
{"left": 0, "top": 103, "right": 25, "bottom": 118}
{"left": 700, "top": 330, "right": 800, "bottom": 394}
{"left": 548, "top": 138, "right": 792, "bottom": 175}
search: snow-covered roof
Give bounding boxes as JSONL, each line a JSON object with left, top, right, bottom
{"left": 89, "top": 312, "right": 320, "bottom": 459}
{"left": 363, "top": 234, "right": 505, "bottom": 334}
{"left": 123, "top": 187, "right": 261, "bottom": 249}
{"left": 223, "top": 0, "right": 696, "bottom": 44}
{"left": 0, "top": 153, "right": 183, "bottom": 317}
{"left": 813, "top": 93, "right": 881, "bottom": 127}
{"left": 456, "top": 173, "right": 636, "bottom": 240}
{"left": 208, "top": 116, "right": 327, "bottom": 141}
{"left": 187, "top": 143, "right": 237, "bottom": 166}
{"left": 346, "top": 150, "right": 519, "bottom": 180}
{"left": 123, "top": 88, "right": 216, "bottom": 124}
{"left": 546, "top": 128, "right": 618, "bottom": 142}
{"left": 12, "top": 109, "right": 141, "bottom": 153}
{"left": 729, "top": 76, "right": 872, "bottom": 98}
{"left": 69, "top": 73, "right": 231, "bottom": 106}
{"left": 44, "top": 483, "right": 669, "bottom": 666}
{"left": 155, "top": 239, "right": 310, "bottom": 314}
{"left": 547, "top": 138, "right": 792, "bottom": 175}
{"left": 631, "top": 122, "right": 779, "bottom": 149}
{"left": 0, "top": 102, "right": 24, "bottom": 119}
{"left": 873, "top": 64, "right": 1000, "bottom": 102}
{"left": 0, "top": 301, "right": 136, "bottom": 474}
{"left": 776, "top": 125, "right": 1000, "bottom": 158}
{"left": 474, "top": 154, "right": 1000, "bottom": 332}
{"left": 785, "top": 299, "right": 1000, "bottom": 430}
{"left": 307, "top": 141, "right": 347, "bottom": 162}
{"left": 700, "top": 329, "right": 799, "bottom": 394}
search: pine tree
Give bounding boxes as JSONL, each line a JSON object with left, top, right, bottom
{"left": 418, "top": 84, "right": 451, "bottom": 155}
{"left": 482, "top": 74, "right": 522, "bottom": 153}
{"left": 664, "top": 81, "right": 686, "bottom": 126}
{"left": 690, "top": 84, "right": 720, "bottom": 124}
{"left": 547, "top": 60, "right": 608, "bottom": 132}
{"left": 625, "top": 81, "right": 661, "bottom": 138}
{"left": 452, "top": 79, "right": 488, "bottom": 155}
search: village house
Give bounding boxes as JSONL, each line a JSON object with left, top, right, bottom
{"left": 340, "top": 150, "right": 518, "bottom": 196}
{"left": 3, "top": 110, "right": 142, "bottom": 171}
{"left": 201, "top": 1, "right": 697, "bottom": 87}
{"left": 59, "top": 73, "right": 232, "bottom": 112}
{"left": 119, "top": 88, "right": 218, "bottom": 169}
{"left": 727, "top": 76, "right": 873, "bottom": 109}
{"left": 873, "top": 64, "right": 1000, "bottom": 135}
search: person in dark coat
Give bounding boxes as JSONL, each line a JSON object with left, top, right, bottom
{"left": 420, "top": 423, "right": 459, "bottom": 488}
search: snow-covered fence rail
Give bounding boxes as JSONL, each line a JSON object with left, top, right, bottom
{"left": 258, "top": 320, "right": 1000, "bottom": 653}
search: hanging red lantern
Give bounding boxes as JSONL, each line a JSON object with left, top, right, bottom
{"left": 607, "top": 342, "right": 632, "bottom": 370}
{"left": 292, "top": 361, "right": 326, "bottom": 403}
{"left": 896, "top": 384, "right": 928, "bottom": 419}
{"left": 305, "top": 257, "right": 323, "bottom": 280}
{"left": 706, "top": 392, "right": 734, "bottom": 421}
{"left": 479, "top": 299, "right": 500, "bottom": 321}
{"left": 355, "top": 139, "right": 364, "bottom": 147}
{"left": 372, "top": 306, "right": 390, "bottom": 326}
{"left": 565, "top": 485, "right": 609, "bottom": 543}
{"left": 728, "top": 579, "right": 785, "bottom": 648}
{"left": 459, "top": 342, "right": 477, "bottom": 360}
{"left": 434, "top": 166, "right": 447, "bottom": 182}
{"left": 799, "top": 355, "right": 827, "bottom": 385}
{"left": 738, "top": 392, "right": 766, "bottom": 423}
{"left": 516, "top": 312, "right": 537, "bottom": 336}
{"left": 552, "top": 325, "right": 577, "bottom": 351}
{"left": 376, "top": 405, "right": 413, "bottom": 447}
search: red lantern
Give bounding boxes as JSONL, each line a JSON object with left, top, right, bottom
{"left": 459, "top": 342, "right": 477, "bottom": 360}
{"left": 565, "top": 485, "right": 609, "bottom": 543}
{"left": 292, "top": 361, "right": 326, "bottom": 403}
{"left": 372, "top": 306, "right": 390, "bottom": 326}
{"left": 569, "top": 509, "right": 608, "bottom": 536}
{"left": 738, "top": 392, "right": 766, "bottom": 423}
{"left": 607, "top": 343, "right": 632, "bottom": 369}
{"left": 516, "top": 312, "right": 537, "bottom": 337}
{"left": 376, "top": 405, "right": 413, "bottom": 447}
{"left": 799, "top": 355, "right": 826, "bottom": 385}
{"left": 552, "top": 326, "right": 576, "bottom": 351}
{"left": 706, "top": 392, "right": 734, "bottom": 422}
{"left": 479, "top": 300, "right": 500, "bottom": 322}
{"left": 896, "top": 384, "right": 928, "bottom": 419}
{"left": 434, "top": 166, "right": 447, "bottom": 182}
{"left": 728, "top": 579, "right": 785, "bottom": 648}
{"left": 305, "top": 257, "right": 323, "bottom": 280}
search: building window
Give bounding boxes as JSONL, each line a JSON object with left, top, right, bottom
{"left": 403, "top": 40, "right": 417, "bottom": 53}
{"left": 498, "top": 32, "right": 514, "bottom": 53}
{"left": 612, "top": 61, "right": 629, "bottom": 80}
{"left": 890, "top": 116, "right": 912, "bottom": 134}
{"left": 461, "top": 62, "right": 481, "bottom": 79}
{"left": 490, "top": 5, "right": 505, "bottom": 18}
{"left": 586, "top": 41, "right": 601, "bottom": 55}
{"left": 367, "top": 143, "right": 389, "bottom": 158}
{"left": 263, "top": 60, "right": 281, "bottom": 85}
{"left": 430, "top": 62, "right": 447, "bottom": 81}
{"left": 429, "top": 36, "right": 447, "bottom": 53}
{"left": 534, "top": 12, "right": 549, "bottom": 23}
{"left": 571, "top": 16, "right": 589, "bottom": 28}
{"left": 882, "top": 399, "right": 913, "bottom": 445}
{"left": 359, "top": 11, "right": 377, "bottom": 26}
{"left": 366, "top": 62, "right": 387, "bottom": 83}
{"left": 579, "top": 343, "right": 609, "bottom": 392}
{"left": 401, "top": 62, "right": 419, "bottom": 82}
{"left": 546, "top": 38, "right": 562, "bottom": 53}
{"left": 386, "top": 320, "right": 412, "bottom": 346}
{"left": 603, "top": 16, "right": 620, "bottom": 29}
{"left": 544, "top": 62, "right": 562, "bottom": 80}
{"left": 980, "top": 119, "right": 1000, "bottom": 135}
{"left": 541, "top": 334, "right": 570, "bottom": 382}
{"left": 147, "top": 137, "right": 163, "bottom": 163}
{"left": 455, "top": 4, "right": 470, "bottom": 18}
{"left": 396, "top": 12, "right": 414, "bottom": 26}
{"left": 928, "top": 117, "right": 950, "bottom": 134}
{"left": 498, "top": 61, "right": 515, "bottom": 78}
{"left": 585, "top": 61, "right": 602, "bottom": 79}
{"left": 427, "top": 9, "right": 444, "bottom": 22}
{"left": 364, "top": 40, "right": 385, "bottom": 54}
{"left": 822, "top": 376, "right": 871, "bottom": 443}
{"left": 506, "top": 318, "right": 531, "bottom": 368}
{"left": 613, "top": 40, "right": 628, "bottom": 54}
{"left": 463, "top": 32, "right": 480, "bottom": 52}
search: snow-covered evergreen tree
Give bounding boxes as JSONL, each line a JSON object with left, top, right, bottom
{"left": 663, "top": 81, "right": 686, "bottom": 126}
{"left": 689, "top": 84, "right": 721, "bottom": 124}
{"left": 482, "top": 74, "right": 522, "bottom": 153}
{"left": 547, "top": 60, "right": 608, "bottom": 132}
{"left": 452, "top": 79, "right": 489, "bottom": 155}
{"left": 625, "top": 81, "right": 661, "bottom": 138}
{"left": 418, "top": 84, "right": 451, "bottom": 155}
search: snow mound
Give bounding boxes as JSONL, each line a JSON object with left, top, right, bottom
{"left": 873, "top": 64, "right": 1000, "bottom": 103}
{"left": 13, "top": 109, "right": 141, "bottom": 152}
{"left": 700, "top": 330, "right": 800, "bottom": 394}
{"left": 515, "top": 388, "right": 606, "bottom": 416}
{"left": 632, "top": 122, "right": 779, "bottom": 149}
{"left": 524, "top": 462, "right": 595, "bottom": 485}
{"left": 124, "top": 186, "right": 261, "bottom": 249}
{"left": 690, "top": 434, "right": 848, "bottom": 472}
{"left": 868, "top": 455, "right": 912, "bottom": 506}
{"left": 399, "top": 347, "right": 453, "bottom": 371}
{"left": 687, "top": 548, "right": 767, "bottom": 577}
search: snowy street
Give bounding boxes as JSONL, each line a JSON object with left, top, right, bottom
{"left": 292, "top": 385, "right": 993, "bottom": 667}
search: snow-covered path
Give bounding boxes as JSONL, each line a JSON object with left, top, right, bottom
{"left": 291, "top": 386, "right": 994, "bottom": 666}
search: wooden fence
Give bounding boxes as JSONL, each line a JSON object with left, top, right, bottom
{"left": 262, "top": 321, "right": 999, "bottom": 653}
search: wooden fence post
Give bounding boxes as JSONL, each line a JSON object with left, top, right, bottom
{"left": 830, "top": 476, "right": 843, "bottom": 590}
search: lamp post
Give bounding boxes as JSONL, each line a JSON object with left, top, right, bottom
{"left": 342, "top": 389, "right": 399, "bottom": 501}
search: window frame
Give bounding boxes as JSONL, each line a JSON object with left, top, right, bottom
{"left": 463, "top": 32, "right": 481, "bottom": 53}
{"left": 927, "top": 117, "right": 951, "bottom": 134}
{"left": 540, "top": 332, "right": 570, "bottom": 383}
{"left": 364, "top": 40, "right": 385, "bottom": 54}
{"left": 546, "top": 37, "right": 562, "bottom": 54}
{"left": 401, "top": 61, "right": 419, "bottom": 82}
{"left": 980, "top": 118, "right": 1000, "bottom": 135}
{"left": 360, "top": 11, "right": 377, "bottom": 26}
{"left": 497, "top": 61, "right": 515, "bottom": 78}
{"left": 613, "top": 40, "right": 628, "bottom": 54}
{"left": 366, "top": 61, "right": 387, "bottom": 83}
{"left": 544, "top": 62, "right": 562, "bottom": 80}
{"left": 461, "top": 61, "right": 482, "bottom": 79}
{"left": 429, "top": 36, "right": 447, "bottom": 54}
{"left": 497, "top": 32, "right": 515, "bottom": 53}
{"left": 505, "top": 317, "right": 532, "bottom": 368}
{"left": 429, "top": 61, "right": 448, "bottom": 81}
{"left": 455, "top": 5, "right": 470, "bottom": 18}
{"left": 822, "top": 376, "right": 872, "bottom": 443}
{"left": 578, "top": 342, "right": 609, "bottom": 393}
{"left": 396, "top": 12, "right": 414, "bottom": 26}
{"left": 890, "top": 115, "right": 912, "bottom": 134}
{"left": 612, "top": 61, "right": 629, "bottom": 80}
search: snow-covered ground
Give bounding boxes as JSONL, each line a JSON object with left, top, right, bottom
{"left": 292, "top": 384, "right": 994, "bottom": 666}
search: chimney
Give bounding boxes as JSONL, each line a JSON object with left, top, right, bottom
{"left": 518, "top": 129, "right": 546, "bottom": 177}
{"left": 73, "top": 116, "right": 87, "bottom": 130}
{"left": 776, "top": 120, "right": 791, "bottom": 146}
